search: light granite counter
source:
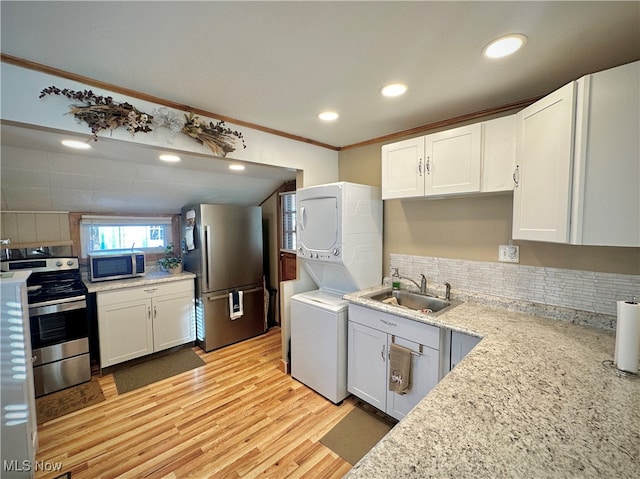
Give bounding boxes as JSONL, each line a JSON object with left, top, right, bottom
{"left": 343, "top": 286, "right": 639, "bottom": 478}
{"left": 83, "top": 271, "right": 196, "bottom": 293}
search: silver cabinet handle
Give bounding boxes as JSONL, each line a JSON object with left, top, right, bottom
{"left": 426, "top": 157, "right": 431, "bottom": 174}
{"left": 418, "top": 158, "right": 423, "bottom": 176}
{"left": 381, "top": 344, "right": 385, "bottom": 361}
{"left": 144, "top": 288, "right": 158, "bottom": 294}
{"left": 147, "top": 306, "right": 151, "bottom": 319}
{"left": 513, "top": 165, "right": 520, "bottom": 187}
{"left": 153, "top": 305, "right": 157, "bottom": 318}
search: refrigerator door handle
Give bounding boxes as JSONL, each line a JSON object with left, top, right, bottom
{"left": 206, "top": 286, "right": 263, "bottom": 301}
{"left": 204, "top": 224, "right": 212, "bottom": 292}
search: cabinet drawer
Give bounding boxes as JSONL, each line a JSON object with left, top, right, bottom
{"left": 97, "top": 279, "right": 194, "bottom": 306}
{"left": 348, "top": 304, "right": 440, "bottom": 350}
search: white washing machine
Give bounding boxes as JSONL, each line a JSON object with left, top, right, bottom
{"left": 290, "top": 289, "right": 349, "bottom": 404}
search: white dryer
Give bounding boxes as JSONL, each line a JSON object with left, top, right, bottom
{"left": 291, "top": 182, "right": 382, "bottom": 403}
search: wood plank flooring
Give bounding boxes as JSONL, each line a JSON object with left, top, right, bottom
{"left": 34, "top": 328, "right": 357, "bottom": 479}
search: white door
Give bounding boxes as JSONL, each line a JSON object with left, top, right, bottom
{"left": 571, "top": 61, "right": 640, "bottom": 247}
{"left": 381, "top": 137, "right": 425, "bottom": 199}
{"left": 513, "top": 81, "right": 576, "bottom": 243}
{"left": 291, "top": 294, "right": 348, "bottom": 403}
{"left": 298, "top": 196, "right": 339, "bottom": 252}
{"left": 482, "top": 115, "right": 517, "bottom": 192}
{"left": 99, "top": 298, "right": 153, "bottom": 367}
{"left": 152, "top": 291, "right": 194, "bottom": 352}
{"left": 386, "top": 336, "right": 440, "bottom": 421}
{"left": 425, "top": 124, "right": 481, "bottom": 195}
{"left": 347, "top": 321, "right": 387, "bottom": 410}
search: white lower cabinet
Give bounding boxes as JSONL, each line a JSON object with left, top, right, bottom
{"left": 97, "top": 279, "right": 195, "bottom": 368}
{"left": 347, "top": 304, "right": 440, "bottom": 420}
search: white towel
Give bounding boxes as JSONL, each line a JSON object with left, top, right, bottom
{"left": 229, "top": 291, "right": 244, "bottom": 320}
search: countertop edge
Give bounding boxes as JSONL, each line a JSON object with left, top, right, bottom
{"left": 84, "top": 271, "right": 196, "bottom": 293}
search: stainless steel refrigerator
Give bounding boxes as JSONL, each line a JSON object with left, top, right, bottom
{"left": 182, "top": 204, "right": 266, "bottom": 352}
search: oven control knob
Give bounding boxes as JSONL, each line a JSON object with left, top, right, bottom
{"left": 67, "top": 260, "right": 74, "bottom": 266}
{"left": 56, "top": 260, "right": 63, "bottom": 267}
{"left": 333, "top": 249, "right": 340, "bottom": 256}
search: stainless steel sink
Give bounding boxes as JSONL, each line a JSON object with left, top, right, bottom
{"left": 365, "top": 289, "right": 461, "bottom": 315}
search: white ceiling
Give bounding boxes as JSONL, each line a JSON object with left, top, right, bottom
{"left": 1, "top": 1, "right": 639, "bottom": 212}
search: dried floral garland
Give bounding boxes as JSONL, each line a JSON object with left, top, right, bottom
{"left": 39, "top": 87, "right": 152, "bottom": 141}
{"left": 39, "top": 86, "right": 246, "bottom": 157}
{"left": 182, "top": 112, "right": 245, "bottom": 157}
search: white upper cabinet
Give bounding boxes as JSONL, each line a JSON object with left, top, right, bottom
{"left": 381, "top": 137, "right": 425, "bottom": 199}
{"left": 570, "top": 61, "right": 639, "bottom": 247}
{"left": 425, "top": 124, "right": 481, "bottom": 196}
{"left": 482, "top": 115, "right": 516, "bottom": 193}
{"left": 513, "top": 81, "right": 576, "bottom": 243}
{"left": 381, "top": 116, "right": 515, "bottom": 200}
{"left": 513, "top": 60, "right": 639, "bottom": 246}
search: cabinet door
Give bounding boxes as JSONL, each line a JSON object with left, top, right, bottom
{"left": 482, "top": 115, "right": 516, "bottom": 192}
{"left": 152, "top": 290, "right": 195, "bottom": 352}
{"left": 347, "top": 321, "right": 387, "bottom": 411}
{"left": 386, "top": 336, "right": 440, "bottom": 421}
{"left": 425, "top": 124, "right": 481, "bottom": 195}
{"left": 381, "top": 137, "right": 425, "bottom": 199}
{"left": 571, "top": 61, "right": 640, "bottom": 247}
{"left": 98, "top": 298, "right": 153, "bottom": 367}
{"left": 450, "top": 331, "right": 481, "bottom": 370}
{"left": 513, "top": 81, "right": 576, "bottom": 242}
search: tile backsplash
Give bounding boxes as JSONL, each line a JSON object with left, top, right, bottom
{"left": 390, "top": 254, "right": 639, "bottom": 331}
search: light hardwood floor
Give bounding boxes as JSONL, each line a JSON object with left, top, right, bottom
{"left": 35, "top": 328, "right": 357, "bottom": 479}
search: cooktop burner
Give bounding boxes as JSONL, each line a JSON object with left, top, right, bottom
{"left": 2, "top": 257, "right": 86, "bottom": 304}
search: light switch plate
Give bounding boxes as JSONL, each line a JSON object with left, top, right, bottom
{"left": 498, "top": 244, "right": 519, "bottom": 263}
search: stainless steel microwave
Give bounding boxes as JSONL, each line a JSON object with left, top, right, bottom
{"left": 88, "top": 250, "right": 145, "bottom": 282}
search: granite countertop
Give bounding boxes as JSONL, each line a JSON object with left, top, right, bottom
{"left": 343, "top": 286, "right": 639, "bottom": 478}
{"left": 83, "top": 271, "right": 196, "bottom": 293}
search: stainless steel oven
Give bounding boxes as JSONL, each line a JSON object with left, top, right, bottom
{"left": 2, "top": 257, "right": 91, "bottom": 397}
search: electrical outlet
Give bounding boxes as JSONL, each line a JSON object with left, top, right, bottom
{"left": 498, "top": 244, "right": 519, "bottom": 263}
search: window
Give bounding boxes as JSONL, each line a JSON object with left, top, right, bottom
{"left": 80, "top": 215, "right": 173, "bottom": 257}
{"left": 280, "top": 192, "right": 296, "bottom": 252}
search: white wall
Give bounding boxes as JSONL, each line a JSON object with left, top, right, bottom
{"left": 1, "top": 63, "right": 339, "bottom": 188}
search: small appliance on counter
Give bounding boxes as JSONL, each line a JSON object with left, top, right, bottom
{"left": 181, "top": 204, "right": 266, "bottom": 352}
{"left": 291, "top": 182, "right": 382, "bottom": 403}
{"left": 88, "top": 250, "right": 146, "bottom": 282}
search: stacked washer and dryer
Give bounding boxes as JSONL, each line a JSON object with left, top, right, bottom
{"left": 290, "top": 182, "right": 382, "bottom": 403}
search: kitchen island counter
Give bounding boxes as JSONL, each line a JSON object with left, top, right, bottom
{"left": 343, "top": 286, "right": 639, "bottom": 478}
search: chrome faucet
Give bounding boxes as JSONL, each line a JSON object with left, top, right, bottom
{"left": 444, "top": 282, "right": 451, "bottom": 301}
{"left": 399, "top": 274, "right": 427, "bottom": 294}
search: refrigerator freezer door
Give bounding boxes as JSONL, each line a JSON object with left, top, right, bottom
{"left": 198, "top": 285, "right": 266, "bottom": 351}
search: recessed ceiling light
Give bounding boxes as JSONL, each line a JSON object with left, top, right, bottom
{"left": 381, "top": 82, "right": 408, "bottom": 97}
{"left": 318, "top": 111, "right": 339, "bottom": 121}
{"left": 61, "top": 140, "right": 91, "bottom": 150}
{"left": 159, "top": 154, "right": 181, "bottom": 162}
{"left": 483, "top": 34, "right": 527, "bottom": 59}
{"left": 229, "top": 164, "right": 245, "bottom": 171}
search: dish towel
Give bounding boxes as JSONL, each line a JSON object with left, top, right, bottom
{"left": 389, "top": 343, "right": 412, "bottom": 394}
{"left": 229, "top": 291, "right": 244, "bottom": 320}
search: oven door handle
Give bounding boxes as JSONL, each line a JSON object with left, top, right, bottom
{"left": 29, "top": 299, "right": 87, "bottom": 317}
